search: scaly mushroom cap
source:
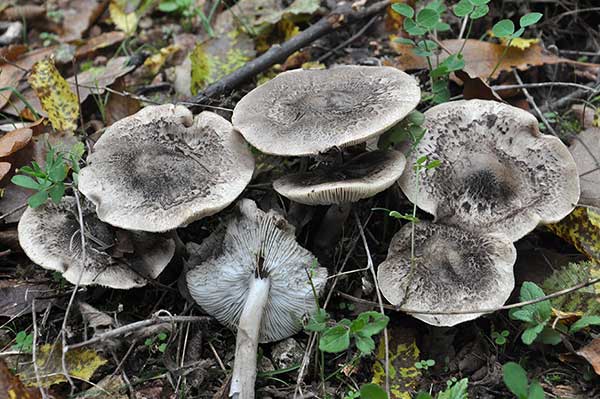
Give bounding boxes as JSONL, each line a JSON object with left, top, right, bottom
{"left": 399, "top": 100, "right": 580, "bottom": 241}
{"left": 273, "top": 150, "right": 406, "bottom": 205}
{"left": 79, "top": 105, "right": 255, "bottom": 232}
{"left": 18, "top": 196, "right": 175, "bottom": 289}
{"left": 232, "top": 66, "right": 421, "bottom": 156}
{"left": 186, "top": 199, "right": 328, "bottom": 343}
{"left": 377, "top": 221, "right": 516, "bottom": 326}
{"left": 569, "top": 127, "right": 600, "bottom": 209}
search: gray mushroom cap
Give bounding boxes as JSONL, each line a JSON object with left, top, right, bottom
{"left": 186, "top": 199, "right": 328, "bottom": 343}
{"left": 232, "top": 66, "right": 421, "bottom": 156}
{"left": 377, "top": 221, "right": 516, "bottom": 326}
{"left": 273, "top": 150, "right": 406, "bottom": 205}
{"left": 79, "top": 105, "right": 255, "bottom": 232}
{"left": 399, "top": 99, "right": 580, "bottom": 241}
{"left": 18, "top": 196, "right": 175, "bottom": 289}
{"left": 569, "top": 127, "right": 600, "bottom": 209}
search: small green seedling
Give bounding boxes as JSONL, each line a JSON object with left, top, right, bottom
{"left": 11, "top": 331, "right": 33, "bottom": 353}
{"left": 492, "top": 329, "right": 510, "bottom": 346}
{"left": 306, "top": 310, "right": 389, "bottom": 356}
{"left": 144, "top": 332, "right": 168, "bottom": 353}
{"left": 509, "top": 282, "right": 563, "bottom": 345}
{"left": 158, "top": 0, "right": 219, "bottom": 36}
{"left": 415, "top": 359, "right": 436, "bottom": 371}
{"left": 502, "top": 362, "right": 545, "bottom": 399}
{"left": 416, "top": 377, "right": 468, "bottom": 399}
{"left": 12, "top": 142, "right": 85, "bottom": 208}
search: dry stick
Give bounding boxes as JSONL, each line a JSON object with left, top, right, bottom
{"left": 540, "top": 83, "right": 600, "bottom": 113}
{"left": 513, "top": 70, "right": 558, "bottom": 136}
{"left": 31, "top": 300, "right": 49, "bottom": 399}
{"left": 493, "top": 82, "right": 599, "bottom": 92}
{"left": 338, "top": 274, "right": 600, "bottom": 314}
{"left": 189, "top": 0, "right": 391, "bottom": 105}
{"left": 64, "top": 315, "right": 210, "bottom": 351}
{"left": 354, "top": 211, "right": 389, "bottom": 397}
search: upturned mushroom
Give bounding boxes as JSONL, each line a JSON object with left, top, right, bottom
{"left": 18, "top": 196, "right": 175, "bottom": 289}
{"left": 79, "top": 104, "right": 255, "bottom": 232}
{"left": 232, "top": 65, "right": 421, "bottom": 156}
{"left": 377, "top": 221, "right": 516, "bottom": 326}
{"left": 273, "top": 150, "right": 406, "bottom": 205}
{"left": 186, "top": 199, "right": 327, "bottom": 398}
{"left": 399, "top": 99, "right": 580, "bottom": 241}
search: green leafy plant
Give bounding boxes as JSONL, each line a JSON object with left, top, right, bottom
{"left": 509, "top": 282, "right": 563, "bottom": 346}
{"left": 416, "top": 377, "right": 469, "bottom": 399}
{"left": 306, "top": 310, "right": 389, "bottom": 356}
{"left": 489, "top": 12, "right": 543, "bottom": 77}
{"left": 144, "top": 332, "right": 168, "bottom": 353}
{"left": 502, "top": 362, "right": 545, "bottom": 399}
{"left": 415, "top": 358, "right": 436, "bottom": 371}
{"left": 158, "top": 0, "right": 220, "bottom": 36}
{"left": 11, "top": 331, "right": 33, "bottom": 353}
{"left": 11, "top": 143, "right": 85, "bottom": 208}
{"left": 569, "top": 315, "right": 600, "bottom": 334}
{"left": 492, "top": 329, "right": 510, "bottom": 346}
{"left": 344, "top": 384, "right": 388, "bottom": 399}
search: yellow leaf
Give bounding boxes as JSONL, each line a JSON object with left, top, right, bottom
{"left": 502, "top": 37, "right": 540, "bottom": 50}
{"left": 28, "top": 58, "right": 79, "bottom": 132}
{"left": 548, "top": 207, "right": 600, "bottom": 262}
{"left": 109, "top": 1, "right": 138, "bottom": 35}
{"left": 587, "top": 207, "right": 600, "bottom": 229}
{"left": 14, "top": 344, "right": 107, "bottom": 387}
{"left": 143, "top": 44, "right": 181, "bottom": 76}
{"left": 371, "top": 326, "right": 421, "bottom": 399}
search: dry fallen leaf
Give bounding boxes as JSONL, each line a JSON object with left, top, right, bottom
{"left": 109, "top": 1, "right": 138, "bottom": 35}
{"left": 548, "top": 207, "right": 600, "bottom": 263}
{"left": 13, "top": 344, "right": 107, "bottom": 388}
{"left": 0, "top": 161, "right": 10, "bottom": 180}
{"left": 28, "top": 57, "right": 80, "bottom": 132}
{"left": 455, "top": 70, "right": 504, "bottom": 102}
{"left": 577, "top": 338, "right": 600, "bottom": 375}
{"left": 0, "top": 127, "right": 32, "bottom": 158}
{"left": 391, "top": 39, "right": 599, "bottom": 80}
{"left": 75, "top": 31, "right": 127, "bottom": 59}
{"left": 0, "top": 359, "right": 42, "bottom": 399}
{"left": 143, "top": 44, "right": 181, "bottom": 76}
{"left": 571, "top": 104, "right": 600, "bottom": 129}
{"left": 60, "top": 0, "right": 108, "bottom": 42}
{"left": 0, "top": 280, "right": 53, "bottom": 318}
{"left": 105, "top": 77, "right": 141, "bottom": 126}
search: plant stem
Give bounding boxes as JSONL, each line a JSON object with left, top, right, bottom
{"left": 488, "top": 38, "right": 512, "bottom": 80}
{"left": 230, "top": 277, "right": 270, "bottom": 399}
{"left": 457, "top": 17, "right": 473, "bottom": 55}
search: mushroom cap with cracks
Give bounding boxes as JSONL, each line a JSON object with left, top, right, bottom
{"left": 18, "top": 196, "right": 175, "bottom": 289}
{"left": 398, "top": 99, "right": 580, "bottom": 242}
{"left": 273, "top": 150, "right": 406, "bottom": 205}
{"left": 232, "top": 66, "right": 421, "bottom": 156}
{"left": 79, "top": 105, "right": 255, "bottom": 232}
{"left": 186, "top": 198, "right": 328, "bottom": 343}
{"left": 377, "top": 221, "right": 516, "bottom": 326}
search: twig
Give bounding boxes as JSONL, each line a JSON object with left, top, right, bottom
{"left": 64, "top": 315, "right": 210, "bottom": 351}
{"left": 493, "top": 82, "right": 598, "bottom": 92}
{"left": 513, "top": 70, "right": 557, "bottom": 136}
{"left": 316, "top": 15, "right": 380, "bottom": 62}
{"left": 338, "top": 274, "right": 600, "bottom": 315}
{"left": 540, "top": 83, "right": 600, "bottom": 113}
{"left": 32, "top": 300, "right": 48, "bottom": 399}
{"left": 0, "top": 203, "right": 27, "bottom": 221}
{"left": 354, "top": 211, "right": 389, "bottom": 397}
{"left": 190, "top": 0, "right": 391, "bottom": 105}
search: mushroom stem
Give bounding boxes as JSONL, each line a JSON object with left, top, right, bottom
{"left": 230, "top": 277, "right": 271, "bottom": 399}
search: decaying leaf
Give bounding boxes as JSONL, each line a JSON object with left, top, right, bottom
{"left": 79, "top": 302, "right": 114, "bottom": 333}
{"left": 569, "top": 127, "right": 600, "bottom": 209}
{"left": 109, "top": 1, "right": 138, "bottom": 35}
{"left": 455, "top": 70, "right": 504, "bottom": 101}
{"left": 548, "top": 208, "right": 600, "bottom": 262}
{"left": 81, "top": 374, "right": 128, "bottom": 399}
{"left": 0, "top": 359, "right": 41, "bottom": 399}
{"left": 0, "top": 127, "right": 32, "bottom": 158}
{"left": 542, "top": 261, "right": 600, "bottom": 315}
{"left": 391, "top": 39, "right": 599, "bottom": 80}
{"left": 105, "top": 77, "right": 141, "bottom": 126}
{"left": 75, "top": 31, "right": 127, "bottom": 59}
{"left": 188, "top": 35, "right": 255, "bottom": 96}
{"left": 0, "top": 280, "right": 53, "bottom": 318}
{"left": 28, "top": 58, "right": 79, "bottom": 132}
{"left": 13, "top": 344, "right": 107, "bottom": 387}
{"left": 0, "top": 161, "right": 10, "bottom": 180}
{"left": 59, "top": 0, "right": 108, "bottom": 42}
{"left": 0, "top": 47, "right": 55, "bottom": 110}
{"left": 371, "top": 326, "right": 421, "bottom": 399}
{"left": 577, "top": 338, "right": 600, "bottom": 375}
{"left": 143, "top": 45, "right": 181, "bottom": 76}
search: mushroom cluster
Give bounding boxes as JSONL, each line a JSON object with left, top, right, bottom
{"left": 233, "top": 65, "right": 420, "bottom": 208}
{"left": 378, "top": 99, "right": 580, "bottom": 326}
